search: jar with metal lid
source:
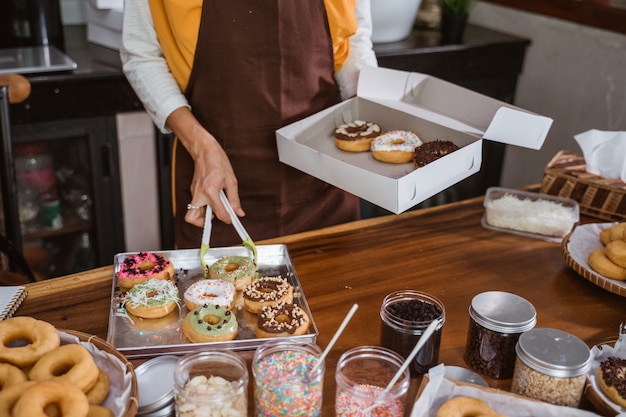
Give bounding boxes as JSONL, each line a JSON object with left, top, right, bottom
{"left": 511, "top": 328, "right": 591, "bottom": 407}
{"left": 463, "top": 291, "right": 536, "bottom": 379}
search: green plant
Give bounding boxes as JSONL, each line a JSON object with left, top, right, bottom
{"left": 438, "top": 0, "right": 472, "bottom": 15}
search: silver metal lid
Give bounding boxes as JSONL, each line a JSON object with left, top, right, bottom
{"left": 516, "top": 328, "right": 591, "bottom": 378}
{"left": 135, "top": 355, "right": 179, "bottom": 414}
{"left": 469, "top": 291, "right": 537, "bottom": 334}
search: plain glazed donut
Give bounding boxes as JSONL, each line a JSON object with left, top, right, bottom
{"left": 87, "top": 405, "right": 115, "bottom": 417}
{"left": 12, "top": 380, "right": 89, "bottom": 417}
{"left": 0, "top": 363, "right": 28, "bottom": 389}
{"left": 0, "top": 381, "right": 37, "bottom": 417}
{"left": 243, "top": 276, "right": 293, "bottom": 314}
{"left": 588, "top": 248, "right": 626, "bottom": 280}
{"left": 184, "top": 278, "right": 236, "bottom": 311}
{"left": 598, "top": 356, "right": 626, "bottom": 408}
{"left": 413, "top": 140, "right": 460, "bottom": 168}
{"left": 208, "top": 256, "right": 255, "bottom": 290}
{"left": 334, "top": 120, "right": 381, "bottom": 152}
{"left": 0, "top": 316, "right": 60, "bottom": 368}
{"left": 435, "top": 396, "right": 504, "bottom": 417}
{"left": 182, "top": 304, "right": 238, "bottom": 343}
{"left": 117, "top": 251, "right": 175, "bottom": 290}
{"left": 124, "top": 278, "right": 180, "bottom": 319}
{"left": 29, "top": 343, "right": 99, "bottom": 393}
{"left": 606, "top": 239, "right": 626, "bottom": 268}
{"left": 370, "top": 130, "right": 423, "bottom": 164}
{"left": 85, "top": 368, "right": 110, "bottom": 405}
{"left": 255, "top": 301, "right": 310, "bottom": 338}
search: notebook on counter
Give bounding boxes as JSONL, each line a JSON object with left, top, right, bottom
{"left": 0, "top": 286, "right": 27, "bottom": 320}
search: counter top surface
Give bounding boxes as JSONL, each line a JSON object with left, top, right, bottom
{"left": 16, "top": 191, "right": 624, "bottom": 416}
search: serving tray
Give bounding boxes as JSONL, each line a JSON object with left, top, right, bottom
{"left": 106, "top": 245, "right": 318, "bottom": 359}
{"left": 561, "top": 222, "right": 626, "bottom": 298}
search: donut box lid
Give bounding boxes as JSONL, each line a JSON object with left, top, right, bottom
{"left": 275, "top": 66, "right": 553, "bottom": 214}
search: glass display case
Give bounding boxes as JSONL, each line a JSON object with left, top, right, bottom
{"left": 1, "top": 116, "right": 125, "bottom": 278}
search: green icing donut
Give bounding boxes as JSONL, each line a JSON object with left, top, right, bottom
{"left": 208, "top": 256, "right": 255, "bottom": 290}
{"left": 185, "top": 304, "right": 238, "bottom": 342}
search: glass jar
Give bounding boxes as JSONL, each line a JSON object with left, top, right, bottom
{"left": 174, "top": 351, "right": 248, "bottom": 417}
{"left": 511, "top": 328, "right": 591, "bottom": 407}
{"left": 335, "top": 346, "right": 410, "bottom": 417}
{"left": 252, "top": 341, "right": 324, "bottom": 417}
{"left": 380, "top": 290, "right": 445, "bottom": 376}
{"left": 463, "top": 291, "right": 536, "bottom": 379}
{"left": 14, "top": 142, "right": 57, "bottom": 198}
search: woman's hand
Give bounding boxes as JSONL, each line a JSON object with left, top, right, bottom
{"left": 166, "top": 107, "right": 245, "bottom": 227}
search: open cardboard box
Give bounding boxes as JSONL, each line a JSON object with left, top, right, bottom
{"left": 276, "top": 67, "right": 553, "bottom": 213}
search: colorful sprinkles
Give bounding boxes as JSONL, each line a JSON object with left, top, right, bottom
{"left": 254, "top": 350, "right": 323, "bottom": 416}
{"left": 335, "top": 383, "right": 405, "bottom": 417}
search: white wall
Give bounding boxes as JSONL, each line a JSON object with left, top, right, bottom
{"left": 469, "top": 2, "right": 626, "bottom": 187}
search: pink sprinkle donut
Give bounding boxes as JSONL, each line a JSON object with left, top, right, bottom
{"left": 184, "top": 279, "right": 236, "bottom": 310}
{"left": 370, "top": 130, "right": 422, "bottom": 164}
{"left": 117, "top": 251, "right": 175, "bottom": 290}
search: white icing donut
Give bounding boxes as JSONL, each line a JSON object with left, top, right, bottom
{"left": 184, "top": 279, "right": 236, "bottom": 310}
{"left": 371, "top": 130, "right": 422, "bottom": 163}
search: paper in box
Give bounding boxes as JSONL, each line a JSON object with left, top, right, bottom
{"left": 276, "top": 66, "right": 553, "bottom": 214}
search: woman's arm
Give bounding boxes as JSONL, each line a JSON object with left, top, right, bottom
{"left": 335, "top": 0, "right": 379, "bottom": 100}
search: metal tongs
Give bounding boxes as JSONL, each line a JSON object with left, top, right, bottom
{"left": 199, "top": 190, "right": 258, "bottom": 274}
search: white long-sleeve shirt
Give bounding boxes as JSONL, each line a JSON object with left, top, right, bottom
{"left": 120, "top": 0, "right": 378, "bottom": 133}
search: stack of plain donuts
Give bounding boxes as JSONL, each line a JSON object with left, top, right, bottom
{"left": 588, "top": 222, "right": 626, "bottom": 280}
{"left": 0, "top": 316, "right": 114, "bottom": 417}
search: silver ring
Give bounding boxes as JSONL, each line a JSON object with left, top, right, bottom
{"left": 187, "top": 203, "right": 201, "bottom": 210}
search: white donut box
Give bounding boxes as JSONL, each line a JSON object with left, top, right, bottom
{"left": 276, "top": 66, "right": 554, "bottom": 214}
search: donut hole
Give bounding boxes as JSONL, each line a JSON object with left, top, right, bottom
{"left": 3, "top": 336, "right": 35, "bottom": 348}
{"left": 47, "top": 360, "right": 75, "bottom": 377}
{"left": 259, "top": 287, "right": 275, "bottom": 294}
{"left": 137, "top": 260, "right": 155, "bottom": 271}
{"left": 202, "top": 315, "right": 221, "bottom": 325}
{"left": 276, "top": 314, "right": 292, "bottom": 324}
{"left": 224, "top": 262, "right": 241, "bottom": 272}
{"left": 391, "top": 139, "right": 405, "bottom": 145}
{"left": 201, "top": 292, "right": 219, "bottom": 299}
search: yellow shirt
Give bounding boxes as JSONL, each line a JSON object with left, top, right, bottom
{"left": 148, "top": 0, "right": 357, "bottom": 92}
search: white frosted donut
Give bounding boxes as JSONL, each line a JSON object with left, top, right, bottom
{"left": 371, "top": 130, "right": 422, "bottom": 163}
{"left": 184, "top": 279, "right": 236, "bottom": 311}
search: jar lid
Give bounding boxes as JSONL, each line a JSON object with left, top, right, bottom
{"left": 135, "top": 355, "right": 179, "bottom": 414}
{"left": 469, "top": 291, "right": 536, "bottom": 334}
{"left": 516, "top": 328, "right": 591, "bottom": 378}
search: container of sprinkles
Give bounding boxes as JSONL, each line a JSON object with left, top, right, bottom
{"left": 252, "top": 341, "right": 324, "bottom": 417}
{"left": 379, "top": 290, "right": 445, "bottom": 376}
{"left": 335, "top": 346, "right": 410, "bottom": 417}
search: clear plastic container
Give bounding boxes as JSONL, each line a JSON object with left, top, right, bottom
{"left": 335, "top": 346, "right": 410, "bottom": 417}
{"left": 511, "top": 328, "right": 591, "bottom": 407}
{"left": 482, "top": 187, "right": 579, "bottom": 242}
{"left": 252, "top": 341, "right": 323, "bottom": 417}
{"left": 380, "top": 290, "right": 445, "bottom": 376}
{"left": 463, "top": 291, "right": 536, "bottom": 379}
{"left": 174, "top": 351, "right": 248, "bottom": 417}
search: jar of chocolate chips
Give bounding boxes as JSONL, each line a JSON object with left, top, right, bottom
{"left": 380, "top": 290, "right": 445, "bottom": 376}
{"left": 463, "top": 291, "right": 536, "bottom": 379}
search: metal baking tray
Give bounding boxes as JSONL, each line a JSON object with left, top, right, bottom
{"left": 106, "top": 245, "right": 318, "bottom": 359}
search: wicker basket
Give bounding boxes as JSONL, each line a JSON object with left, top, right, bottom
{"left": 540, "top": 151, "right": 626, "bottom": 222}
{"left": 61, "top": 329, "right": 138, "bottom": 417}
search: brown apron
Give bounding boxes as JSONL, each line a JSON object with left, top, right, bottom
{"left": 174, "top": 0, "right": 360, "bottom": 248}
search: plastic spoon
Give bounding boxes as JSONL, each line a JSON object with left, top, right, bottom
{"left": 361, "top": 317, "right": 442, "bottom": 415}
{"left": 310, "top": 303, "right": 359, "bottom": 376}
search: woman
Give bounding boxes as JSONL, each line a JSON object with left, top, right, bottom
{"left": 120, "top": 0, "right": 378, "bottom": 248}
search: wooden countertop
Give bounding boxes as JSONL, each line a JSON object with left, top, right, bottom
{"left": 16, "top": 193, "right": 624, "bottom": 416}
